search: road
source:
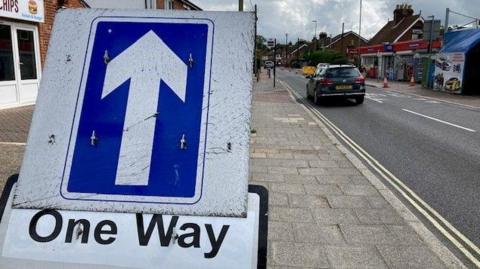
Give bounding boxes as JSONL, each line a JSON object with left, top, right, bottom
{"left": 277, "top": 68, "right": 480, "bottom": 248}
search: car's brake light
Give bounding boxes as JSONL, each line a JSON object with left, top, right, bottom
{"left": 319, "top": 78, "right": 333, "bottom": 85}
{"left": 355, "top": 76, "right": 365, "bottom": 84}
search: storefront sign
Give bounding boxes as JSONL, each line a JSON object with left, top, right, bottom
{"left": 0, "top": 0, "right": 44, "bottom": 23}
{"left": 434, "top": 52, "right": 465, "bottom": 94}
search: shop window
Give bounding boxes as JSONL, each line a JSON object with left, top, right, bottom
{"left": 17, "top": 29, "right": 37, "bottom": 80}
{"left": 0, "top": 25, "right": 15, "bottom": 81}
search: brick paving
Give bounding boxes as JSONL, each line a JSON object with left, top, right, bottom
{"left": 0, "top": 105, "right": 34, "bottom": 143}
{"left": 0, "top": 73, "right": 467, "bottom": 268}
{"left": 250, "top": 73, "right": 464, "bottom": 268}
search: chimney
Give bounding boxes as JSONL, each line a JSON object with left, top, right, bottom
{"left": 393, "top": 3, "right": 414, "bottom": 24}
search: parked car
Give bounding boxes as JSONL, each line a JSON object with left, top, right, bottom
{"left": 306, "top": 65, "right": 365, "bottom": 105}
{"left": 264, "top": 61, "right": 274, "bottom": 69}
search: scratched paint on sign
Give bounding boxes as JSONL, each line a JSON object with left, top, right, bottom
{"left": 12, "top": 10, "right": 255, "bottom": 217}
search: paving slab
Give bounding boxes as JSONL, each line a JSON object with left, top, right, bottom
{"left": 251, "top": 72, "right": 463, "bottom": 268}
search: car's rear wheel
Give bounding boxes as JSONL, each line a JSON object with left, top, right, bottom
{"left": 355, "top": 96, "right": 364, "bottom": 105}
{"left": 306, "top": 86, "right": 312, "bottom": 100}
{"left": 313, "top": 90, "right": 320, "bottom": 104}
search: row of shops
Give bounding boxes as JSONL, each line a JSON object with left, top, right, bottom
{"left": 356, "top": 31, "right": 480, "bottom": 95}
{"left": 357, "top": 39, "right": 442, "bottom": 83}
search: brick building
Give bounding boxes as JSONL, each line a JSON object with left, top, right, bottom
{"left": 0, "top": 0, "right": 200, "bottom": 109}
{"left": 326, "top": 31, "right": 367, "bottom": 56}
{"left": 0, "top": 0, "right": 88, "bottom": 109}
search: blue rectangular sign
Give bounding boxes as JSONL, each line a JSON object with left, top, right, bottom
{"left": 60, "top": 18, "right": 213, "bottom": 204}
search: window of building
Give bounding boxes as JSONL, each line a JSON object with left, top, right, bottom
{"left": 164, "top": 0, "right": 174, "bottom": 9}
{"left": 0, "top": 25, "right": 15, "bottom": 81}
{"left": 17, "top": 29, "right": 37, "bottom": 80}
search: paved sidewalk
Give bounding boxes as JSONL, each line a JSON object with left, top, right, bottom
{"left": 0, "top": 105, "right": 34, "bottom": 143}
{"left": 251, "top": 73, "right": 465, "bottom": 268}
{"left": 366, "top": 79, "right": 480, "bottom": 109}
{"left": 0, "top": 106, "right": 32, "bottom": 193}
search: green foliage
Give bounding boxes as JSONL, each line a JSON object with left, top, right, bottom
{"left": 256, "top": 35, "right": 267, "bottom": 51}
{"left": 304, "top": 49, "right": 348, "bottom": 65}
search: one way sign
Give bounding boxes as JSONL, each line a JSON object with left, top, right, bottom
{"left": 67, "top": 21, "right": 209, "bottom": 204}
{"left": 13, "top": 10, "right": 255, "bottom": 217}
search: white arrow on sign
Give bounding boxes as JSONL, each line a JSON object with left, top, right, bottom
{"left": 102, "top": 30, "right": 188, "bottom": 186}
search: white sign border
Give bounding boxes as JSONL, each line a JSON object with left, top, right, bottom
{"left": 59, "top": 16, "right": 214, "bottom": 205}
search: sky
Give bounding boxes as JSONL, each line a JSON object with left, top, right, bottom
{"left": 190, "top": 0, "right": 479, "bottom": 43}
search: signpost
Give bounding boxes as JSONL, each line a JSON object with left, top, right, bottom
{"left": 0, "top": 9, "right": 267, "bottom": 269}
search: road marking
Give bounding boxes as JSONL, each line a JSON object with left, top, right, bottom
{"left": 0, "top": 142, "right": 26, "bottom": 146}
{"left": 402, "top": 109, "right": 476, "bottom": 133}
{"left": 279, "top": 79, "right": 480, "bottom": 267}
{"left": 371, "top": 86, "right": 480, "bottom": 110}
{"left": 365, "top": 94, "right": 384, "bottom": 103}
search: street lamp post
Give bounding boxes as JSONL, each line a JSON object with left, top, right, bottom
{"left": 428, "top": 15, "right": 434, "bottom": 54}
{"left": 312, "top": 20, "right": 318, "bottom": 39}
{"left": 358, "top": 0, "right": 363, "bottom": 66}
{"left": 285, "top": 33, "right": 288, "bottom": 65}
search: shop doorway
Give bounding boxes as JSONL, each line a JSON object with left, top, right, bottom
{"left": 0, "top": 22, "right": 41, "bottom": 108}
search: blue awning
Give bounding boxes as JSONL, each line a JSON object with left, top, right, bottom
{"left": 441, "top": 29, "right": 480, "bottom": 53}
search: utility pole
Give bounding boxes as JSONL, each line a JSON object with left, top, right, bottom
{"left": 358, "top": 0, "right": 363, "bottom": 66}
{"left": 341, "top": 22, "right": 345, "bottom": 56}
{"left": 239, "top": 0, "right": 243, "bottom": 11}
{"left": 444, "top": 8, "right": 450, "bottom": 33}
{"left": 285, "top": 33, "right": 288, "bottom": 65}
{"left": 254, "top": 4, "right": 258, "bottom": 80}
{"left": 273, "top": 39, "right": 277, "bottom": 88}
{"left": 428, "top": 15, "right": 434, "bottom": 54}
{"left": 359, "top": 0, "right": 362, "bottom": 47}
{"left": 312, "top": 20, "right": 318, "bottom": 39}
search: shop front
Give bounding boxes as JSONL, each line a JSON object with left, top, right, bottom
{"left": 359, "top": 40, "right": 441, "bottom": 81}
{"left": 0, "top": 0, "right": 43, "bottom": 109}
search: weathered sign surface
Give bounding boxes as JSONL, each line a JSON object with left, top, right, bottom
{"left": 12, "top": 9, "right": 255, "bottom": 217}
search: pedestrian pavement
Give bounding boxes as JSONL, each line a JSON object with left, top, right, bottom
{"left": 0, "top": 105, "right": 32, "bottom": 194}
{"left": 251, "top": 72, "right": 465, "bottom": 268}
{"left": 0, "top": 74, "right": 468, "bottom": 268}
{"left": 366, "top": 79, "right": 480, "bottom": 109}
{"left": 0, "top": 105, "right": 34, "bottom": 143}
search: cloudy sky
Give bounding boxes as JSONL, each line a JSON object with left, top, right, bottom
{"left": 190, "top": 0, "right": 478, "bottom": 42}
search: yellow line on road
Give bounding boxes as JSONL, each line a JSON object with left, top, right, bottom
{"left": 279, "top": 79, "right": 480, "bottom": 267}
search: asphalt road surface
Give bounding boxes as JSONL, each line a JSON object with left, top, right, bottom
{"left": 277, "top": 68, "right": 480, "bottom": 248}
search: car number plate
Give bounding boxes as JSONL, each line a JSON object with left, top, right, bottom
{"left": 336, "top": 85, "right": 352, "bottom": 90}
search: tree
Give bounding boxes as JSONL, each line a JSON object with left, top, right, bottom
{"left": 304, "top": 49, "right": 348, "bottom": 65}
{"left": 256, "top": 35, "right": 267, "bottom": 51}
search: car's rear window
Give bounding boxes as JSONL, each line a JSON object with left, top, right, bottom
{"left": 326, "top": 67, "right": 360, "bottom": 78}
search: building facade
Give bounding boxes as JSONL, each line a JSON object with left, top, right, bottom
{"left": 327, "top": 31, "right": 367, "bottom": 56}
{"left": 0, "top": 0, "right": 200, "bottom": 109}
{"left": 0, "top": 0, "right": 88, "bottom": 109}
{"left": 358, "top": 4, "right": 439, "bottom": 81}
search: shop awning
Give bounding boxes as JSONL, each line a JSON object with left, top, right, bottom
{"left": 441, "top": 29, "right": 480, "bottom": 53}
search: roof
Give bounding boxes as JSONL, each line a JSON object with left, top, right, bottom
{"left": 368, "top": 15, "right": 422, "bottom": 45}
{"left": 327, "top": 31, "right": 368, "bottom": 47}
{"left": 441, "top": 29, "right": 480, "bottom": 53}
{"left": 183, "top": 0, "right": 202, "bottom": 10}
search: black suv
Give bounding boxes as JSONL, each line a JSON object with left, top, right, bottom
{"left": 306, "top": 65, "right": 365, "bottom": 105}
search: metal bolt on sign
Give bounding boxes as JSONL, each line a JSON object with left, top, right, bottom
{"left": 103, "top": 50, "right": 111, "bottom": 64}
{"left": 188, "top": 53, "right": 194, "bottom": 68}
{"left": 180, "top": 134, "right": 187, "bottom": 150}
{"left": 90, "top": 131, "right": 98, "bottom": 146}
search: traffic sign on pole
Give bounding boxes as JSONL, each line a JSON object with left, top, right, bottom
{"left": 12, "top": 9, "right": 255, "bottom": 217}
